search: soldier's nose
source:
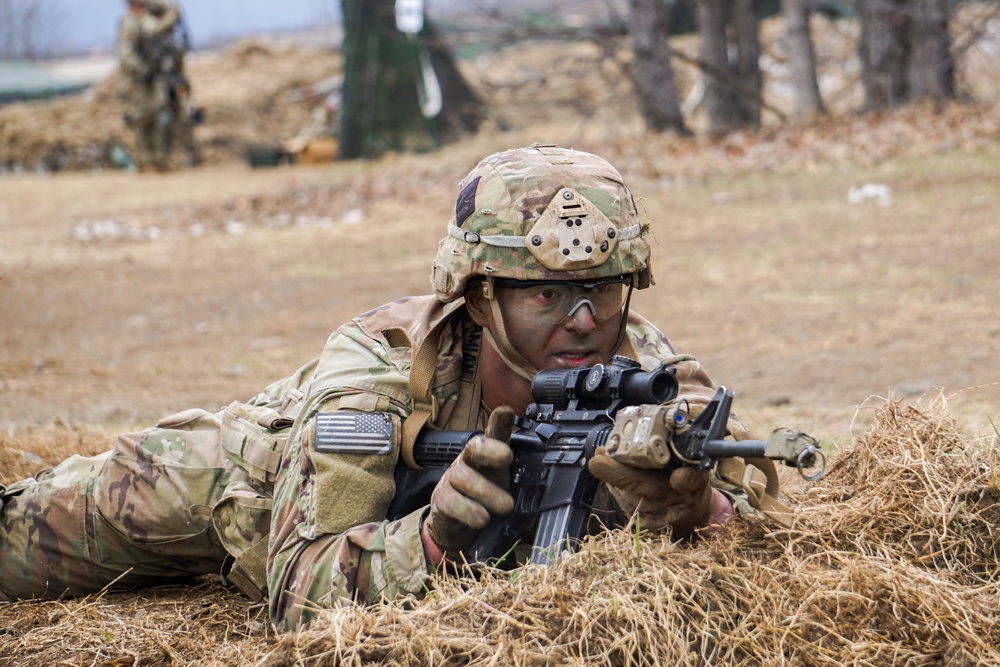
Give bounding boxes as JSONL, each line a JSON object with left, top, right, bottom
{"left": 563, "top": 301, "right": 597, "bottom": 333}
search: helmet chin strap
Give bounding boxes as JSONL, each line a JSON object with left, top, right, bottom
{"left": 483, "top": 297, "right": 539, "bottom": 382}
{"left": 480, "top": 282, "right": 636, "bottom": 384}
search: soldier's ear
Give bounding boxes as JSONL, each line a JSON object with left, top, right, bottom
{"left": 463, "top": 280, "right": 492, "bottom": 328}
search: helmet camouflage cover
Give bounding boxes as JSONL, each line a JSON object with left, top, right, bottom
{"left": 432, "top": 143, "right": 653, "bottom": 302}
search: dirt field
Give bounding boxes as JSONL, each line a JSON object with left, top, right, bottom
{"left": 2, "top": 108, "right": 999, "bottom": 448}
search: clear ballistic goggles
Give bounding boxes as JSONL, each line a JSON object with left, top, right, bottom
{"left": 489, "top": 276, "right": 633, "bottom": 325}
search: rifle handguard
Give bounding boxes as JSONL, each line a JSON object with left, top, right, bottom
{"left": 603, "top": 404, "right": 676, "bottom": 469}
{"left": 603, "top": 402, "right": 826, "bottom": 482}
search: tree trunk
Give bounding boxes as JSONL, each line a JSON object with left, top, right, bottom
{"left": 908, "top": 0, "right": 954, "bottom": 101}
{"left": 859, "top": 0, "right": 955, "bottom": 110}
{"left": 629, "top": 0, "right": 690, "bottom": 135}
{"left": 697, "top": 0, "right": 743, "bottom": 133}
{"left": 859, "top": 0, "right": 909, "bottom": 110}
{"left": 338, "top": 0, "right": 485, "bottom": 160}
{"left": 425, "top": 23, "right": 490, "bottom": 141}
{"left": 696, "top": 0, "right": 762, "bottom": 134}
{"left": 782, "top": 0, "right": 826, "bottom": 119}
{"left": 732, "top": 0, "right": 762, "bottom": 126}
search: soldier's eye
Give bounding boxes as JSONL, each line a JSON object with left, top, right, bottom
{"left": 527, "top": 287, "right": 560, "bottom": 303}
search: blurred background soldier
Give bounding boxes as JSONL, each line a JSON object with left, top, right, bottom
{"left": 158, "top": 4, "right": 201, "bottom": 167}
{"left": 115, "top": 0, "right": 200, "bottom": 171}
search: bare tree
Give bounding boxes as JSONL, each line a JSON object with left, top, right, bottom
{"left": 629, "top": 0, "right": 690, "bottom": 135}
{"left": 782, "top": 0, "right": 826, "bottom": 119}
{"left": 908, "top": 0, "right": 954, "bottom": 100}
{"left": 859, "top": 0, "right": 955, "bottom": 110}
{"left": 732, "top": 0, "right": 762, "bottom": 125}
{"left": 697, "top": 0, "right": 763, "bottom": 134}
{"left": 859, "top": 0, "right": 909, "bottom": 109}
{"left": 698, "top": 0, "right": 741, "bottom": 132}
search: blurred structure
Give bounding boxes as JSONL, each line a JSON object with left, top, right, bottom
{"left": 338, "top": 0, "right": 487, "bottom": 160}
{"left": 281, "top": 76, "right": 342, "bottom": 165}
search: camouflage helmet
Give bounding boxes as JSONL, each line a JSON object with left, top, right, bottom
{"left": 127, "top": 0, "right": 172, "bottom": 13}
{"left": 431, "top": 144, "right": 653, "bottom": 302}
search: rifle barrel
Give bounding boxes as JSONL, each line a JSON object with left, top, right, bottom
{"left": 700, "top": 439, "right": 767, "bottom": 459}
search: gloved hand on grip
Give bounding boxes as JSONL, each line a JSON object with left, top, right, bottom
{"left": 423, "top": 408, "right": 516, "bottom": 561}
{"left": 589, "top": 452, "right": 714, "bottom": 539}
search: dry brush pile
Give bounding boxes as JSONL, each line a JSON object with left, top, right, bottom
{"left": 0, "top": 39, "right": 339, "bottom": 172}
{"left": 1, "top": 397, "right": 998, "bottom": 666}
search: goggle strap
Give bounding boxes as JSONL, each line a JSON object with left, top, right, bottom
{"left": 611, "top": 285, "right": 635, "bottom": 357}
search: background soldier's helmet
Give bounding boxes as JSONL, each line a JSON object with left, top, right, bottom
{"left": 432, "top": 143, "right": 653, "bottom": 302}
{"left": 127, "top": 0, "right": 171, "bottom": 15}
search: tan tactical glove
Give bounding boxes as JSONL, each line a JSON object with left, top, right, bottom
{"left": 424, "top": 409, "right": 516, "bottom": 560}
{"left": 588, "top": 395, "right": 751, "bottom": 539}
{"left": 589, "top": 453, "right": 713, "bottom": 539}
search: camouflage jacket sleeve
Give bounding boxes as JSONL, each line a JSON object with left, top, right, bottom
{"left": 267, "top": 317, "right": 433, "bottom": 631}
{"left": 627, "top": 310, "right": 753, "bottom": 431}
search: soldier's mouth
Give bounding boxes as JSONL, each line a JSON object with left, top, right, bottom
{"left": 553, "top": 351, "right": 596, "bottom": 368}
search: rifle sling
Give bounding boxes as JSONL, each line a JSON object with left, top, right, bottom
{"left": 451, "top": 326, "right": 483, "bottom": 433}
{"left": 399, "top": 314, "right": 482, "bottom": 471}
{"left": 399, "top": 321, "right": 437, "bottom": 470}
{"left": 715, "top": 456, "right": 793, "bottom": 528}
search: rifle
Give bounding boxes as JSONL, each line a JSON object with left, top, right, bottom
{"left": 387, "top": 355, "right": 825, "bottom": 566}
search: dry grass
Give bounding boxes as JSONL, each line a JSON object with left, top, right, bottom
{"left": 0, "top": 422, "right": 118, "bottom": 481}
{"left": 8, "top": 396, "right": 986, "bottom": 666}
{"left": 0, "top": 579, "right": 274, "bottom": 666}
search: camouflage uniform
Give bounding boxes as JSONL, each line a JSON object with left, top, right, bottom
{"left": 115, "top": 1, "right": 197, "bottom": 171}
{"left": 0, "top": 146, "right": 723, "bottom": 629}
{"left": 159, "top": 10, "right": 200, "bottom": 167}
{"left": 0, "top": 359, "right": 315, "bottom": 601}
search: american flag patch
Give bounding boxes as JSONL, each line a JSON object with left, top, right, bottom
{"left": 314, "top": 412, "right": 393, "bottom": 455}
